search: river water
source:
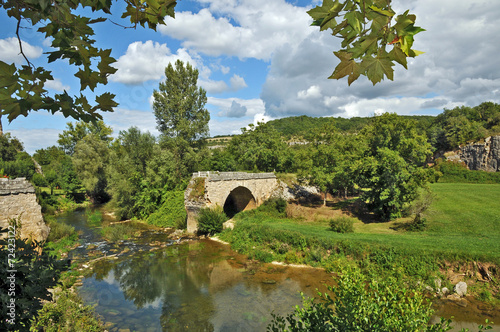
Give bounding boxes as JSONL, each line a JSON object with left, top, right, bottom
{"left": 59, "top": 209, "right": 499, "bottom": 331}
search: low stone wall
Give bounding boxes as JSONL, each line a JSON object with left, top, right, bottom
{"left": 460, "top": 135, "right": 500, "bottom": 172}
{"left": 0, "top": 178, "right": 49, "bottom": 242}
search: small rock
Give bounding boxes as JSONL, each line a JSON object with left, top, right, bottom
{"left": 441, "top": 287, "right": 449, "bottom": 295}
{"left": 425, "top": 285, "right": 434, "bottom": 292}
{"left": 434, "top": 278, "right": 442, "bottom": 290}
{"left": 454, "top": 281, "right": 467, "bottom": 297}
{"left": 447, "top": 294, "right": 461, "bottom": 301}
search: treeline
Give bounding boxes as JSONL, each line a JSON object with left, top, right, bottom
{"left": 268, "top": 102, "right": 500, "bottom": 151}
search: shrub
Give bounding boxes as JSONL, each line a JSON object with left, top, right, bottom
{"left": 328, "top": 216, "right": 355, "bottom": 233}
{"left": 268, "top": 265, "right": 454, "bottom": 332}
{"left": 147, "top": 190, "right": 186, "bottom": 228}
{"left": 46, "top": 217, "right": 76, "bottom": 242}
{"left": 32, "top": 173, "right": 48, "bottom": 187}
{"left": 197, "top": 206, "right": 228, "bottom": 235}
{"left": 101, "top": 223, "right": 135, "bottom": 242}
{"left": 258, "top": 197, "right": 288, "bottom": 216}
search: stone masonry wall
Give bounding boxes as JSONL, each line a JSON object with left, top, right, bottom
{"left": 0, "top": 178, "right": 49, "bottom": 242}
{"left": 460, "top": 136, "right": 500, "bottom": 172}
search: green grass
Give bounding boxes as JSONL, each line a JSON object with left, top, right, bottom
{"left": 223, "top": 183, "right": 500, "bottom": 265}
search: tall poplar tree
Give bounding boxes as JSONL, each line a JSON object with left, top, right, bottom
{"left": 152, "top": 60, "right": 210, "bottom": 147}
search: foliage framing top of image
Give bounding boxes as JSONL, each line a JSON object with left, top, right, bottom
{"left": 0, "top": 0, "right": 177, "bottom": 123}
{"left": 308, "top": 0, "right": 425, "bottom": 85}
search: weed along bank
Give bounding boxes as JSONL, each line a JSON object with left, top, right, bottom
{"left": 184, "top": 171, "right": 279, "bottom": 233}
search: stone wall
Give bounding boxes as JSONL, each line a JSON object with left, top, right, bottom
{"left": 460, "top": 136, "right": 500, "bottom": 172}
{"left": 0, "top": 178, "right": 49, "bottom": 242}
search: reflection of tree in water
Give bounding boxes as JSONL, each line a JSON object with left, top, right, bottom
{"left": 109, "top": 245, "right": 216, "bottom": 331}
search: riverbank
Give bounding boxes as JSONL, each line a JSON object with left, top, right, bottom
{"left": 216, "top": 184, "right": 500, "bottom": 326}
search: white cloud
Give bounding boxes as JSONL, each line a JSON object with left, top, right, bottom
{"left": 45, "top": 79, "right": 70, "bottom": 92}
{"left": 259, "top": 0, "right": 500, "bottom": 119}
{"left": 159, "top": 0, "right": 313, "bottom": 60}
{"left": 297, "top": 85, "right": 321, "bottom": 99}
{"left": 209, "top": 97, "right": 265, "bottom": 118}
{"left": 7, "top": 128, "right": 60, "bottom": 155}
{"left": 110, "top": 41, "right": 199, "bottom": 85}
{"left": 0, "top": 37, "right": 43, "bottom": 64}
{"left": 200, "top": 74, "right": 247, "bottom": 94}
{"left": 229, "top": 74, "right": 247, "bottom": 90}
{"left": 102, "top": 108, "right": 159, "bottom": 137}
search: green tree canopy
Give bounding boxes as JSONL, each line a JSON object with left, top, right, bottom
{"left": 57, "top": 120, "right": 113, "bottom": 155}
{"left": 153, "top": 60, "right": 210, "bottom": 146}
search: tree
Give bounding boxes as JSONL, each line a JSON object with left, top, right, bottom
{"left": 72, "top": 134, "right": 110, "bottom": 203}
{"left": 0, "top": 0, "right": 176, "bottom": 123}
{"left": 227, "top": 122, "right": 290, "bottom": 172}
{"left": 58, "top": 121, "right": 113, "bottom": 156}
{"left": 308, "top": 0, "right": 424, "bottom": 85}
{"left": 153, "top": 60, "right": 210, "bottom": 146}
{"left": 357, "top": 113, "right": 432, "bottom": 220}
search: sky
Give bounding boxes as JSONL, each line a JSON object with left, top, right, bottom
{"left": 1, "top": 0, "right": 500, "bottom": 154}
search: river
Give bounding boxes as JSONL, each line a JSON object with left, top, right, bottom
{"left": 58, "top": 209, "right": 499, "bottom": 331}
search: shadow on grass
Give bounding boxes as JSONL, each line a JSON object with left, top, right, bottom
{"left": 326, "top": 197, "right": 381, "bottom": 224}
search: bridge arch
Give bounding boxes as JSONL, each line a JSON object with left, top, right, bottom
{"left": 223, "top": 186, "right": 256, "bottom": 218}
{"left": 185, "top": 172, "right": 278, "bottom": 233}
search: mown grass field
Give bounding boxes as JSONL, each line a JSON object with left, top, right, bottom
{"left": 228, "top": 183, "right": 500, "bottom": 265}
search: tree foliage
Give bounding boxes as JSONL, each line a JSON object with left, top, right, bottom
{"left": 0, "top": 0, "right": 177, "bottom": 123}
{"left": 0, "top": 228, "right": 67, "bottom": 331}
{"left": 308, "top": 0, "right": 424, "bottom": 85}
{"left": 58, "top": 121, "right": 113, "bottom": 156}
{"left": 153, "top": 60, "right": 210, "bottom": 146}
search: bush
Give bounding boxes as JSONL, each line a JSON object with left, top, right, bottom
{"left": 46, "top": 216, "right": 76, "bottom": 242}
{"left": 258, "top": 197, "right": 288, "bottom": 216}
{"left": 268, "top": 265, "right": 454, "bottom": 332}
{"left": 197, "top": 206, "right": 228, "bottom": 235}
{"left": 147, "top": 190, "right": 187, "bottom": 228}
{"left": 32, "top": 173, "right": 48, "bottom": 187}
{"left": 101, "top": 223, "right": 135, "bottom": 242}
{"left": 328, "top": 216, "right": 355, "bottom": 233}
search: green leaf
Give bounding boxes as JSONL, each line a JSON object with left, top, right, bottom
{"left": 361, "top": 55, "right": 394, "bottom": 85}
{"left": 389, "top": 46, "right": 407, "bottom": 69}
{"left": 329, "top": 51, "right": 361, "bottom": 85}
{"left": 369, "top": 5, "right": 395, "bottom": 17}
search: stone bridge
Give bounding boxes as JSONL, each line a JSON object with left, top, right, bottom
{"left": 185, "top": 172, "right": 278, "bottom": 233}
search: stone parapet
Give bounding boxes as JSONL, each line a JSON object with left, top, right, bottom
{"left": 0, "top": 177, "right": 36, "bottom": 195}
{"left": 192, "top": 171, "right": 276, "bottom": 181}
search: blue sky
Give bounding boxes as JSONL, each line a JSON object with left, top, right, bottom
{"left": 1, "top": 0, "right": 500, "bottom": 154}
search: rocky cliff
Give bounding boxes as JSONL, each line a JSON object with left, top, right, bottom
{"left": 0, "top": 178, "right": 49, "bottom": 242}
{"left": 460, "top": 136, "right": 500, "bottom": 172}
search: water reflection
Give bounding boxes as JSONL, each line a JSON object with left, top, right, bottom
{"left": 79, "top": 240, "right": 331, "bottom": 331}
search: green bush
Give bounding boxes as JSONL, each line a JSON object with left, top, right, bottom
{"left": 147, "top": 190, "right": 187, "bottom": 228}
{"left": 101, "top": 223, "right": 135, "bottom": 242}
{"left": 32, "top": 173, "right": 48, "bottom": 187}
{"left": 197, "top": 206, "right": 228, "bottom": 235}
{"left": 258, "top": 197, "right": 288, "bottom": 216}
{"left": 32, "top": 289, "right": 104, "bottom": 331}
{"left": 46, "top": 217, "right": 76, "bottom": 242}
{"left": 328, "top": 216, "right": 355, "bottom": 233}
{"left": 268, "top": 265, "right": 453, "bottom": 332}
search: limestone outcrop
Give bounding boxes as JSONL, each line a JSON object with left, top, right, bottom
{"left": 0, "top": 178, "right": 49, "bottom": 242}
{"left": 460, "top": 135, "right": 500, "bottom": 172}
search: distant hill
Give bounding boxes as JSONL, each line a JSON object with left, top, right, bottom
{"left": 266, "top": 114, "right": 436, "bottom": 138}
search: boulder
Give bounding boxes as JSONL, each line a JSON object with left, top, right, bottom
{"left": 454, "top": 281, "right": 467, "bottom": 297}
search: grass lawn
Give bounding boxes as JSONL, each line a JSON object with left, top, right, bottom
{"left": 237, "top": 183, "right": 500, "bottom": 264}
